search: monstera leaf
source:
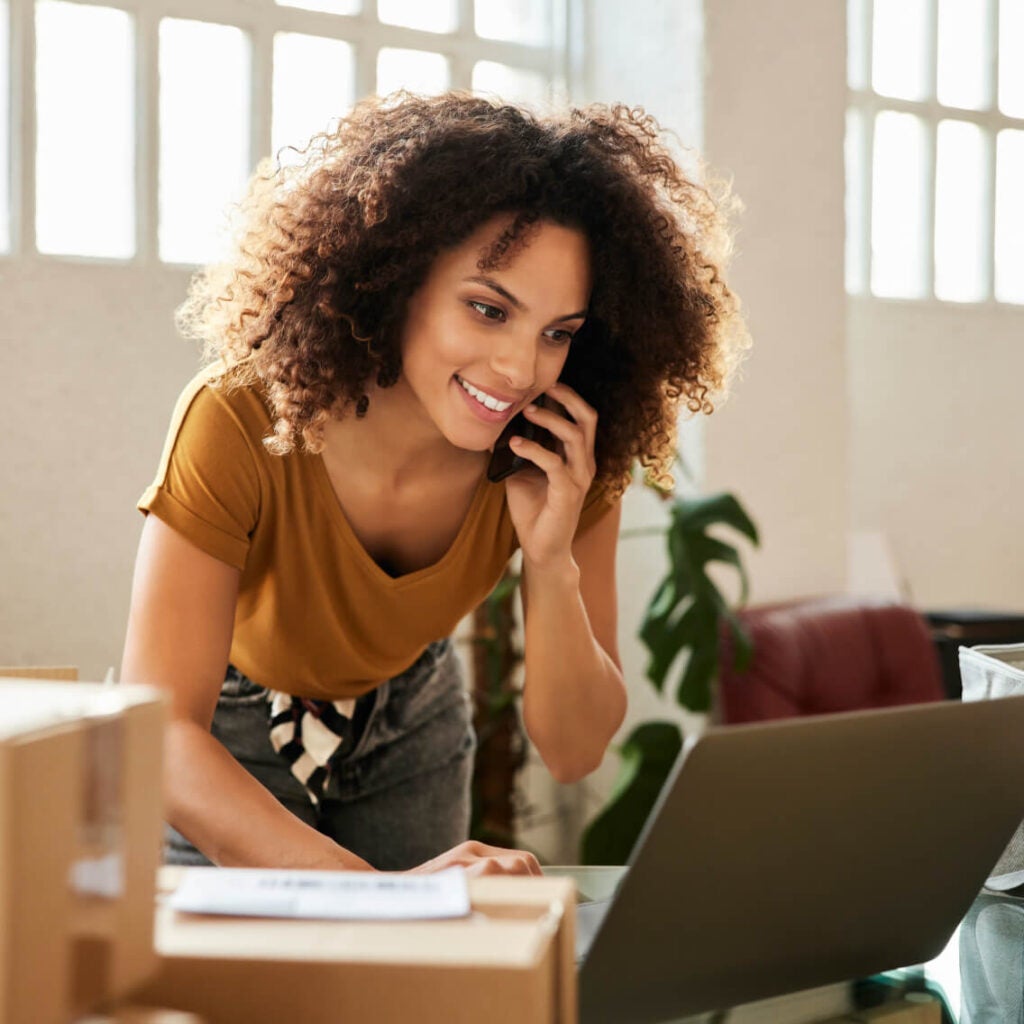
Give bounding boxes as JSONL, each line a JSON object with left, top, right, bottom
{"left": 640, "top": 492, "right": 759, "bottom": 712}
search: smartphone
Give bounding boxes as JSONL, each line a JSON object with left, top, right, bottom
{"left": 487, "top": 393, "right": 567, "bottom": 483}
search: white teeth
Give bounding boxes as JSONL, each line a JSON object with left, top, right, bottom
{"left": 457, "top": 377, "right": 511, "bottom": 412}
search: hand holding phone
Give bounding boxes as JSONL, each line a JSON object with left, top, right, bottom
{"left": 487, "top": 393, "right": 568, "bottom": 483}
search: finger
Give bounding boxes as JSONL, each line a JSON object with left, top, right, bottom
{"left": 545, "top": 383, "right": 598, "bottom": 432}
{"left": 522, "top": 404, "right": 593, "bottom": 481}
{"left": 545, "top": 384, "right": 598, "bottom": 464}
{"left": 508, "top": 435, "right": 569, "bottom": 478}
{"left": 522, "top": 403, "right": 582, "bottom": 446}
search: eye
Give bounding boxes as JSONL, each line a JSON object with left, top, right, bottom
{"left": 468, "top": 300, "right": 506, "bottom": 322}
{"left": 543, "top": 327, "right": 576, "bottom": 346}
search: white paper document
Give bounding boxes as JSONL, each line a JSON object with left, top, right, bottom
{"left": 168, "top": 866, "right": 471, "bottom": 921}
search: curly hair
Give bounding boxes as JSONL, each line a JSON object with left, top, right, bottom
{"left": 177, "top": 91, "right": 749, "bottom": 497}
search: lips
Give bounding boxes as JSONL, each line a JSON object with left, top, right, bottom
{"left": 453, "top": 375, "right": 519, "bottom": 424}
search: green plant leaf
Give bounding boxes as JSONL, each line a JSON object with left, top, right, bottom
{"left": 645, "top": 574, "right": 678, "bottom": 623}
{"left": 720, "top": 605, "right": 755, "bottom": 671}
{"left": 674, "top": 608, "right": 719, "bottom": 712}
{"left": 673, "top": 492, "right": 760, "bottom": 547}
{"left": 580, "top": 722, "right": 683, "bottom": 865}
{"left": 686, "top": 534, "right": 751, "bottom": 603}
{"left": 643, "top": 602, "right": 702, "bottom": 692}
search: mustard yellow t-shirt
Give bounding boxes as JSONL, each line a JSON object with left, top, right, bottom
{"left": 138, "top": 366, "right": 616, "bottom": 700}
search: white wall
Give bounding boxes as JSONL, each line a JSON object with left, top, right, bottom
{"left": 701, "top": 0, "right": 849, "bottom": 602}
{"left": 848, "top": 298, "right": 1024, "bottom": 609}
{"left": 1, "top": 261, "right": 196, "bottom": 676}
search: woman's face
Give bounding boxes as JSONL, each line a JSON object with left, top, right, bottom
{"left": 397, "top": 215, "right": 591, "bottom": 453}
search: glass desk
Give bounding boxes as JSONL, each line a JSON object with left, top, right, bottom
{"left": 874, "top": 887, "right": 1024, "bottom": 1024}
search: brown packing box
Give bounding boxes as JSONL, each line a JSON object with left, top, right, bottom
{"left": 134, "top": 870, "right": 577, "bottom": 1024}
{"left": 0, "top": 680, "right": 165, "bottom": 1024}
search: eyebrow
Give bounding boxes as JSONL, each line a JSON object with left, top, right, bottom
{"left": 465, "top": 275, "right": 588, "bottom": 321}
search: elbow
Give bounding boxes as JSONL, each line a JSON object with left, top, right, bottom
{"left": 525, "top": 718, "right": 604, "bottom": 783}
{"left": 546, "top": 755, "right": 602, "bottom": 785}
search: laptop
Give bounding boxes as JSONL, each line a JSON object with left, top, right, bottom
{"left": 544, "top": 695, "right": 1024, "bottom": 1024}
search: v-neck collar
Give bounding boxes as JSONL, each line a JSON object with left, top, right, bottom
{"left": 308, "top": 454, "right": 495, "bottom": 588}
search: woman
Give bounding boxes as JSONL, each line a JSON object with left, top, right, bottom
{"left": 121, "top": 92, "right": 746, "bottom": 875}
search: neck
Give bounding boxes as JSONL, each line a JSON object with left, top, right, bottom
{"left": 322, "top": 378, "right": 485, "bottom": 485}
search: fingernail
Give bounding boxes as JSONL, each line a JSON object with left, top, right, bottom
{"left": 510, "top": 436, "right": 523, "bottom": 447}
{"left": 525, "top": 404, "right": 537, "bottom": 413}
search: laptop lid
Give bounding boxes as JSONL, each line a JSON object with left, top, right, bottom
{"left": 579, "top": 695, "right": 1024, "bottom": 1024}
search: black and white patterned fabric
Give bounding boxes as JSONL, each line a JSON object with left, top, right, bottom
{"left": 268, "top": 691, "right": 358, "bottom": 805}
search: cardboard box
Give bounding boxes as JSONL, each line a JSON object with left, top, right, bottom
{"left": 0, "top": 680, "right": 165, "bottom": 1024}
{"left": 134, "top": 871, "right": 577, "bottom": 1024}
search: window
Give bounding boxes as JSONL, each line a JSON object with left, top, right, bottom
{"left": 0, "top": 0, "right": 568, "bottom": 263}
{"left": 847, "top": 0, "right": 1024, "bottom": 304}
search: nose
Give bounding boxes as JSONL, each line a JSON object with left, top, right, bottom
{"left": 489, "top": 331, "right": 538, "bottom": 393}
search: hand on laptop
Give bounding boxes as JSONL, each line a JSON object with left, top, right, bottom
{"left": 406, "top": 840, "right": 542, "bottom": 877}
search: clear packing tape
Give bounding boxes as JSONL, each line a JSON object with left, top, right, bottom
{"left": 72, "top": 714, "right": 126, "bottom": 900}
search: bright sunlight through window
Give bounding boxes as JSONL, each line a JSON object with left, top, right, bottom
{"left": 158, "top": 19, "right": 251, "bottom": 266}
{"left": 7, "top": 0, "right": 564, "bottom": 264}
{"left": 35, "top": 1, "right": 134, "bottom": 259}
{"left": 848, "top": 0, "right": 1024, "bottom": 304}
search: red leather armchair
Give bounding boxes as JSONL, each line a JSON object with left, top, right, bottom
{"left": 717, "top": 597, "right": 946, "bottom": 724}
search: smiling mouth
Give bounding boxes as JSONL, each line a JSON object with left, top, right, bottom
{"left": 454, "top": 375, "right": 514, "bottom": 413}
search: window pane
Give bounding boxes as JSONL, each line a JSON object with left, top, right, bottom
{"left": 376, "top": 48, "right": 450, "bottom": 97}
{"left": 475, "top": 0, "right": 550, "bottom": 46}
{"left": 995, "top": 129, "right": 1024, "bottom": 303}
{"left": 378, "top": 0, "right": 456, "bottom": 34}
{"left": 845, "top": 108, "right": 868, "bottom": 295}
{"left": 872, "top": 0, "right": 930, "bottom": 101}
{"left": 472, "top": 61, "right": 548, "bottom": 107}
{"left": 934, "top": 120, "right": 987, "bottom": 302}
{"left": 999, "top": 0, "right": 1024, "bottom": 116}
{"left": 273, "top": 33, "right": 354, "bottom": 164}
{"left": 275, "top": 0, "right": 360, "bottom": 15}
{"left": 937, "top": 0, "right": 993, "bottom": 110}
{"left": 871, "top": 111, "right": 928, "bottom": 298}
{"left": 35, "top": 1, "right": 134, "bottom": 258}
{"left": 0, "top": 0, "right": 9, "bottom": 253}
{"left": 847, "top": 0, "right": 868, "bottom": 91}
{"left": 159, "top": 19, "right": 250, "bottom": 265}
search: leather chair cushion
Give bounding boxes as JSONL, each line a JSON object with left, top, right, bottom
{"left": 718, "top": 598, "right": 945, "bottom": 723}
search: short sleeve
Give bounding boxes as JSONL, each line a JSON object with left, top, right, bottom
{"left": 138, "top": 377, "right": 262, "bottom": 571}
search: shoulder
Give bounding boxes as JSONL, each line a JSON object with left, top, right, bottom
{"left": 174, "top": 362, "right": 274, "bottom": 443}
{"left": 154, "top": 363, "right": 278, "bottom": 480}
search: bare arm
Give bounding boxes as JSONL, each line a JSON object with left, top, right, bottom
{"left": 122, "top": 515, "right": 542, "bottom": 875}
{"left": 520, "top": 501, "right": 627, "bottom": 783}
{"left": 121, "top": 515, "right": 373, "bottom": 870}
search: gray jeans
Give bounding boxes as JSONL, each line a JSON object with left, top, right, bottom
{"left": 165, "top": 638, "right": 476, "bottom": 871}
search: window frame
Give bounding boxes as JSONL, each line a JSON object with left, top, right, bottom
{"left": 2, "top": 0, "right": 572, "bottom": 265}
{"left": 846, "top": 0, "right": 1024, "bottom": 307}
